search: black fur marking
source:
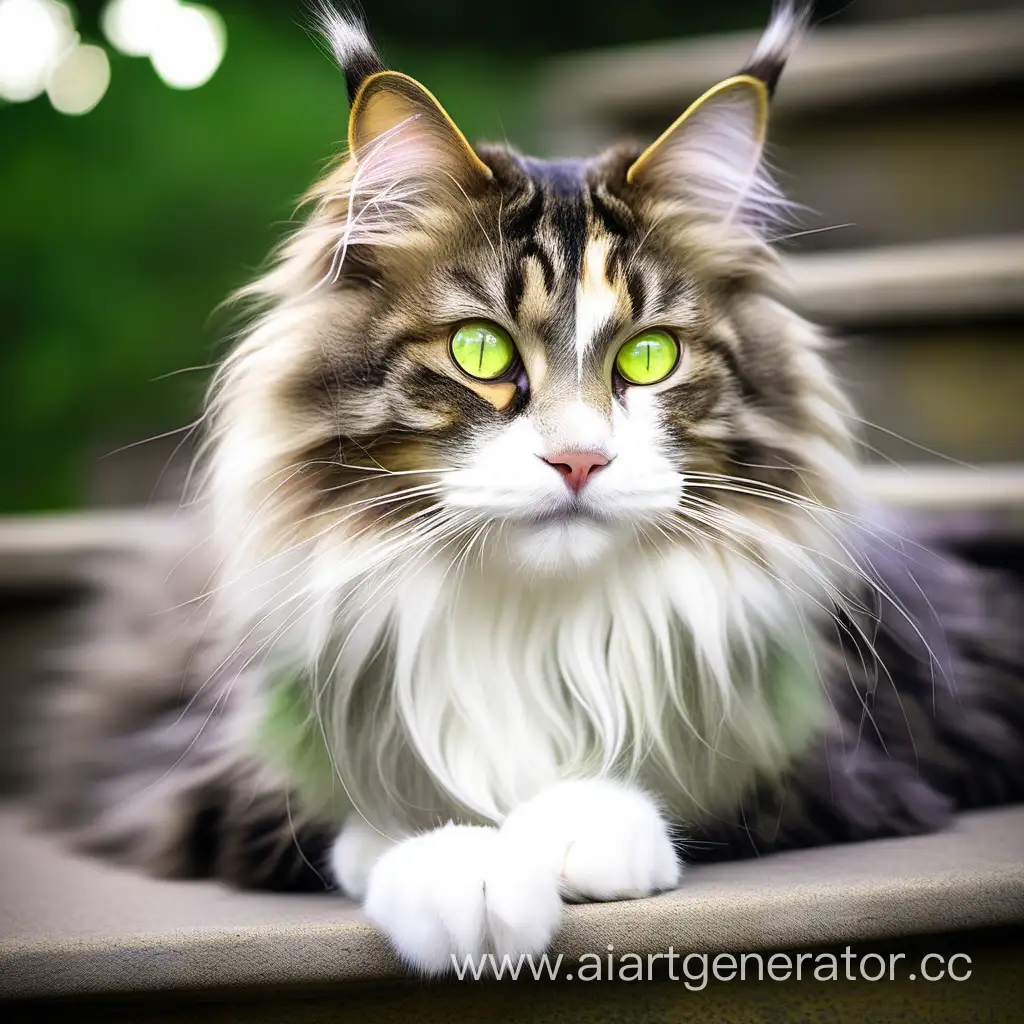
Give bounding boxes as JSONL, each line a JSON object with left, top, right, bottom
{"left": 326, "top": 9, "right": 387, "bottom": 106}
{"left": 516, "top": 157, "right": 588, "bottom": 198}
{"left": 520, "top": 239, "right": 556, "bottom": 295}
{"left": 504, "top": 187, "right": 544, "bottom": 241}
{"left": 219, "top": 809, "right": 334, "bottom": 893}
{"left": 590, "top": 188, "right": 633, "bottom": 238}
{"left": 740, "top": 55, "right": 786, "bottom": 98}
{"left": 548, "top": 197, "right": 588, "bottom": 284}
{"left": 343, "top": 54, "right": 386, "bottom": 105}
{"left": 738, "top": 1, "right": 812, "bottom": 98}
{"left": 625, "top": 268, "right": 648, "bottom": 321}
{"left": 659, "top": 276, "right": 697, "bottom": 311}
{"left": 503, "top": 261, "right": 525, "bottom": 319}
{"left": 186, "top": 800, "right": 225, "bottom": 877}
{"left": 714, "top": 341, "right": 762, "bottom": 401}
{"left": 402, "top": 364, "right": 506, "bottom": 429}
{"left": 728, "top": 437, "right": 778, "bottom": 479}
{"left": 506, "top": 377, "right": 532, "bottom": 418}
{"left": 447, "top": 268, "right": 492, "bottom": 308}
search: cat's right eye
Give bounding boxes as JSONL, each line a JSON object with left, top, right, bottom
{"left": 614, "top": 329, "right": 679, "bottom": 386}
{"left": 449, "top": 321, "right": 518, "bottom": 381}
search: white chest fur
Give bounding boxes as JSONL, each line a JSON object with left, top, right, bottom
{"left": 306, "top": 543, "right": 828, "bottom": 833}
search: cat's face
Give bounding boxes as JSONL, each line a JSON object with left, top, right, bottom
{"left": 210, "top": 50, "right": 854, "bottom": 583}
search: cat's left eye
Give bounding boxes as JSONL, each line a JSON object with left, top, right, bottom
{"left": 449, "top": 321, "right": 518, "bottom": 381}
{"left": 615, "top": 329, "right": 679, "bottom": 386}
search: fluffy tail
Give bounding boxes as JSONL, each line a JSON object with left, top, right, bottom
{"left": 740, "top": 0, "right": 813, "bottom": 95}
{"left": 31, "top": 523, "right": 335, "bottom": 891}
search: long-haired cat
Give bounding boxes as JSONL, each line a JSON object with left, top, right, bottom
{"left": 35, "top": 1, "right": 1024, "bottom": 975}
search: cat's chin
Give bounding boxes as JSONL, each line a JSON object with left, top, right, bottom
{"left": 505, "top": 517, "right": 617, "bottom": 575}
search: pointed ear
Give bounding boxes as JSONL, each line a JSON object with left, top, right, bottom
{"left": 626, "top": 75, "right": 771, "bottom": 223}
{"left": 347, "top": 71, "right": 492, "bottom": 191}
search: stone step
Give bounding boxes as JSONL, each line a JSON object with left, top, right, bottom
{"left": 1, "top": 801, "right": 1022, "bottom": 1016}
{"left": 783, "top": 236, "right": 1024, "bottom": 464}
{"left": 786, "top": 236, "right": 1024, "bottom": 327}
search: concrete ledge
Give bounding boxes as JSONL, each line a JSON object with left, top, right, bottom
{"left": 1, "top": 804, "right": 1022, "bottom": 998}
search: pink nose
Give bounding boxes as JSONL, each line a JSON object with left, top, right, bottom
{"left": 541, "top": 450, "right": 610, "bottom": 494}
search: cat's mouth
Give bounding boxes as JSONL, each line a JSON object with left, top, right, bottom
{"left": 504, "top": 503, "right": 619, "bottom": 571}
{"left": 522, "top": 506, "right": 609, "bottom": 528}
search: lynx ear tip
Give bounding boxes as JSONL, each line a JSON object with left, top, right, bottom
{"left": 313, "top": 3, "right": 386, "bottom": 104}
{"left": 739, "top": 0, "right": 813, "bottom": 98}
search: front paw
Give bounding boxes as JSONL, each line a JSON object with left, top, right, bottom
{"left": 329, "top": 812, "right": 396, "bottom": 901}
{"left": 501, "top": 779, "right": 681, "bottom": 901}
{"left": 363, "top": 823, "right": 562, "bottom": 975}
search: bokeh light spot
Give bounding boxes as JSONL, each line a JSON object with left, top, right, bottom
{"left": 102, "top": 0, "right": 226, "bottom": 90}
{"left": 46, "top": 42, "right": 111, "bottom": 115}
{"left": 0, "top": 0, "right": 76, "bottom": 103}
{"left": 150, "top": 4, "right": 226, "bottom": 90}
{"left": 100, "top": 0, "right": 179, "bottom": 58}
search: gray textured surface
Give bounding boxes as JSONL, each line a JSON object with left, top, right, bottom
{"left": 1, "top": 803, "right": 1022, "bottom": 998}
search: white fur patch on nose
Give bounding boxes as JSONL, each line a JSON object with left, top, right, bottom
{"left": 574, "top": 237, "right": 620, "bottom": 378}
{"left": 540, "top": 399, "right": 610, "bottom": 456}
{"left": 549, "top": 400, "right": 611, "bottom": 452}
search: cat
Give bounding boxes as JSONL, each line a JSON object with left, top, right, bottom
{"left": 34, "top": 0, "right": 1024, "bottom": 976}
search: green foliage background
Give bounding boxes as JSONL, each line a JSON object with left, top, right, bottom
{"left": 1, "top": 0, "right": 804, "bottom": 513}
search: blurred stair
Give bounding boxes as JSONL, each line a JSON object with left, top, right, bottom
{"left": 785, "top": 235, "right": 1024, "bottom": 465}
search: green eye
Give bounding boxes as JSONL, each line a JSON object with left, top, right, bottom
{"left": 449, "top": 321, "right": 518, "bottom": 380}
{"left": 614, "top": 329, "right": 679, "bottom": 385}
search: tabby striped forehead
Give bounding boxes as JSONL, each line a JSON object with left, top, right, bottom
{"left": 327, "top": 148, "right": 721, "bottom": 447}
{"left": 312, "top": 141, "right": 775, "bottom": 462}
{"left": 463, "top": 151, "right": 700, "bottom": 393}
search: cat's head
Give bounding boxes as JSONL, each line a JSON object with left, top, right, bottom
{"left": 206, "top": 2, "right": 857, "bottom": 587}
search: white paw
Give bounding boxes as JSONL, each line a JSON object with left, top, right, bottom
{"left": 501, "top": 779, "right": 681, "bottom": 901}
{"left": 363, "top": 823, "right": 562, "bottom": 975}
{"left": 329, "top": 813, "right": 396, "bottom": 901}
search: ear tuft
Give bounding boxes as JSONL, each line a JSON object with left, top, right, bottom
{"left": 739, "top": 0, "right": 812, "bottom": 97}
{"left": 312, "top": 2, "right": 386, "bottom": 104}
